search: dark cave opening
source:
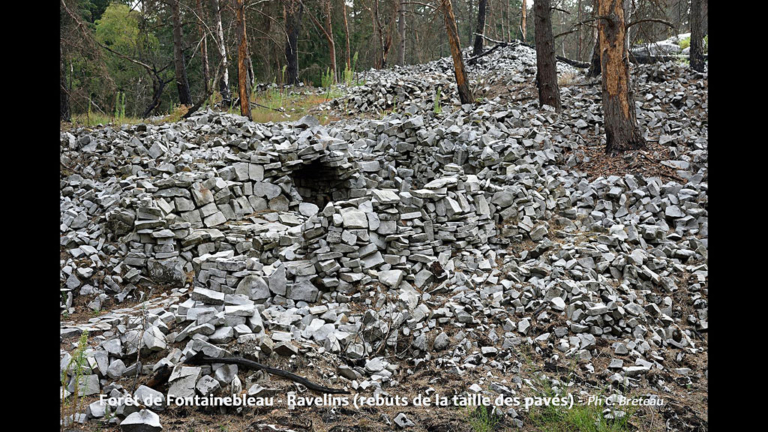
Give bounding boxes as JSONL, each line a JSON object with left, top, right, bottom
{"left": 291, "top": 159, "right": 353, "bottom": 208}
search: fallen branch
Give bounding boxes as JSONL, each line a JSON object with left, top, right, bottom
{"left": 229, "top": 98, "right": 285, "bottom": 113}
{"left": 466, "top": 39, "right": 518, "bottom": 65}
{"left": 630, "top": 53, "right": 708, "bottom": 65}
{"left": 251, "top": 101, "right": 284, "bottom": 112}
{"left": 184, "top": 351, "right": 349, "bottom": 394}
{"left": 474, "top": 33, "right": 589, "bottom": 68}
{"left": 555, "top": 54, "right": 590, "bottom": 69}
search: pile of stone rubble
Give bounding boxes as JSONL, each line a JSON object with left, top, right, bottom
{"left": 60, "top": 43, "right": 707, "bottom": 430}
{"left": 326, "top": 43, "right": 581, "bottom": 115}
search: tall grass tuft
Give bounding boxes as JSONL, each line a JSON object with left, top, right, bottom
{"left": 434, "top": 86, "right": 442, "bottom": 114}
{"left": 61, "top": 330, "right": 89, "bottom": 427}
{"left": 343, "top": 51, "right": 359, "bottom": 87}
{"left": 114, "top": 91, "right": 126, "bottom": 120}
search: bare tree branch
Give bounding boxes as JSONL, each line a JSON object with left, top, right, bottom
{"left": 626, "top": 18, "right": 674, "bottom": 29}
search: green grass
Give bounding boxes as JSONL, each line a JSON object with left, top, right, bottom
{"left": 65, "top": 85, "right": 346, "bottom": 130}
{"left": 467, "top": 404, "right": 500, "bottom": 432}
{"left": 64, "top": 105, "right": 186, "bottom": 129}
{"left": 519, "top": 345, "right": 636, "bottom": 432}
{"left": 66, "top": 112, "right": 147, "bottom": 129}
{"left": 529, "top": 397, "right": 635, "bottom": 432}
{"left": 679, "top": 36, "right": 691, "bottom": 50}
{"left": 236, "top": 88, "right": 343, "bottom": 124}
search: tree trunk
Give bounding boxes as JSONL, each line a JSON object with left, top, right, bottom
{"left": 534, "top": 0, "right": 561, "bottom": 112}
{"left": 586, "top": 0, "right": 601, "bottom": 77}
{"left": 598, "top": 0, "right": 645, "bottom": 154}
{"left": 504, "top": 2, "right": 514, "bottom": 41}
{"left": 577, "top": 0, "right": 583, "bottom": 61}
{"left": 342, "top": 0, "right": 351, "bottom": 69}
{"left": 499, "top": 0, "right": 505, "bottom": 41}
{"left": 587, "top": 38, "right": 601, "bottom": 77}
{"left": 441, "top": 0, "right": 474, "bottom": 104}
{"left": 467, "top": 0, "right": 474, "bottom": 47}
{"left": 373, "top": 0, "right": 386, "bottom": 68}
{"left": 196, "top": 0, "right": 210, "bottom": 94}
{"left": 398, "top": 0, "right": 406, "bottom": 66}
{"left": 211, "top": 0, "right": 231, "bottom": 106}
{"left": 623, "top": 0, "right": 632, "bottom": 51}
{"left": 285, "top": 0, "right": 303, "bottom": 85}
{"left": 521, "top": 0, "right": 527, "bottom": 42}
{"left": 324, "top": 0, "right": 337, "bottom": 82}
{"left": 247, "top": 55, "right": 255, "bottom": 92}
{"left": 472, "top": 0, "right": 488, "bottom": 56}
{"left": 689, "top": 0, "right": 705, "bottom": 72}
{"left": 236, "top": 0, "right": 250, "bottom": 118}
{"left": 171, "top": 0, "right": 192, "bottom": 106}
{"left": 60, "top": 45, "right": 70, "bottom": 122}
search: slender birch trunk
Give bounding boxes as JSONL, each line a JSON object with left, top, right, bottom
{"left": 211, "top": 0, "right": 231, "bottom": 106}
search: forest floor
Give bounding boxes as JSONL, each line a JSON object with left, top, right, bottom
{"left": 62, "top": 286, "right": 706, "bottom": 432}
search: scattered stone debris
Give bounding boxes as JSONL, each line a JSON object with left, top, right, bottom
{"left": 60, "top": 42, "right": 707, "bottom": 431}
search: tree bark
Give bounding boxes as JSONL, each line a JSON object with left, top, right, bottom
{"left": 521, "top": 0, "right": 527, "bottom": 41}
{"left": 441, "top": 0, "right": 474, "bottom": 104}
{"left": 533, "top": 0, "right": 561, "bottom": 112}
{"left": 211, "top": 0, "right": 231, "bottom": 106}
{"left": 284, "top": 0, "right": 303, "bottom": 85}
{"left": 171, "top": 0, "right": 192, "bottom": 106}
{"left": 398, "top": 0, "right": 406, "bottom": 66}
{"left": 236, "top": 0, "right": 250, "bottom": 118}
{"left": 586, "top": 0, "right": 601, "bottom": 77}
{"left": 472, "top": 0, "right": 488, "bottom": 57}
{"left": 196, "top": 0, "right": 210, "bottom": 94}
{"left": 60, "top": 45, "right": 71, "bottom": 122}
{"left": 689, "top": 0, "right": 705, "bottom": 72}
{"left": 598, "top": 0, "right": 645, "bottom": 154}
{"left": 587, "top": 37, "right": 601, "bottom": 77}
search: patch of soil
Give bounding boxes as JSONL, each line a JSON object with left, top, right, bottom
{"left": 574, "top": 139, "right": 686, "bottom": 182}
